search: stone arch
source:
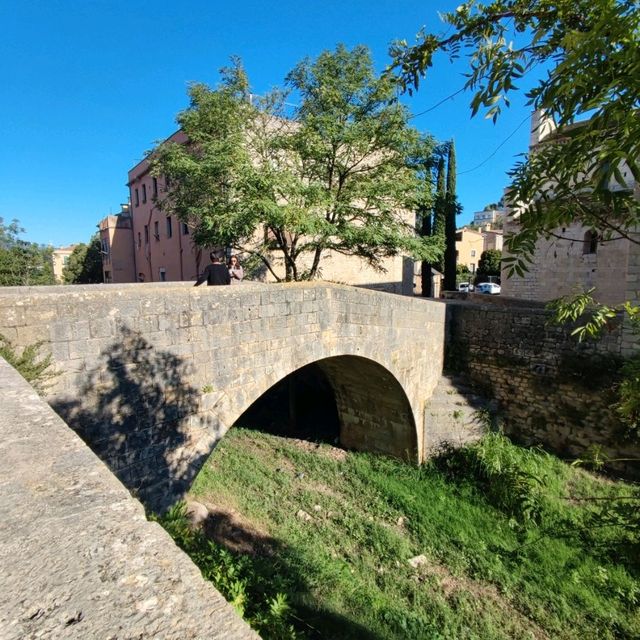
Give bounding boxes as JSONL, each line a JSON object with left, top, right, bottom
{"left": 225, "top": 355, "right": 418, "bottom": 463}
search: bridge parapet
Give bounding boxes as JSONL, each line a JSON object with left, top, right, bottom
{"left": 0, "top": 357, "right": 259, "bottom": 639}
{"left": 0, "top": 282, "right": 445, "bottom": 511}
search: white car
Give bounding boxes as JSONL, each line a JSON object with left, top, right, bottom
{"left": 458, "top": 282, "right": 474, "bottom": 292}
{"left": 476, "top": 282, "right": 501, "bottom": 295}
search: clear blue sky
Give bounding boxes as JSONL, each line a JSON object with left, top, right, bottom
{"left": 0, "top": 0, "right": 537, "bottom": 247}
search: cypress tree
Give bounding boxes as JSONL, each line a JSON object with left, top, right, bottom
{"left": 432, "top": 155, "right": 446, "bottom": 274}
{"left": 443, "top": 140, "right": 458, "bottom": 291}
{"left": 420, "top": 205, "right": 432, "bottom": 296}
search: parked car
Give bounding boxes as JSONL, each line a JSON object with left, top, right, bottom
{"left": 476, "top": 282, "right": 501, "bottom": 295}
{"left": 458, "top": 282, "right": 474, "bottom": 292}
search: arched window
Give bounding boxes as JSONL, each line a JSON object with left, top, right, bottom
{"left": 583, "top": 230, "right": 598, "bottom": 255}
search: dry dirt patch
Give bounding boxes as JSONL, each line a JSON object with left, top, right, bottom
{"left": 186, "top": 499, "right": 276, "bottom": 556}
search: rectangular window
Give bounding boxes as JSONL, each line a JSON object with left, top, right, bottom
{"left": 154, "top": 221, "right": 159, "bottom": 240}
{"left": 101, "top": 238, "right": 110, "bottom": 262}
{"left": 166, "top": 216, "right": 173, "bottom": 238}
{"left": 159, "top": 268, "right": 166, "bottom": 282}
{"left": 135, "top": 188, "right": 139, "bottom": 207}
{"left": 471, "top": 249, "right": 476, "bottom": 257}
{"left": 137, "top": 232, "right": 141, "bottom": 249}
{"left": 152, "top": 177, "right": 158, "bottom": 198}
{"left": 181, "top": 222, "right": 189, "bottom": 235}
{"left": 144, "top": 225, "right": 149, "bottom": 244}
{"left": 142, "top": 184, "right": 147, "bottom": 203}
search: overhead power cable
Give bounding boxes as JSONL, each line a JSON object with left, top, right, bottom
{"left": 457, "top": 114, "right": 530, "bottom": 175}
{"left": 409, "top": 87, "right": 466, "bottom": 119}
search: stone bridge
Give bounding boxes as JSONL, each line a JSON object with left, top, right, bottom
{"left": 0, "top": 282, "right": 445, "bottom": 512}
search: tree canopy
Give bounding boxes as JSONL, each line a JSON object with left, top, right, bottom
{"left": 62, "top": 234, "right": 103, "bottom": 284}
{"left": 476, "top": 249, "right": 502, "bottom": 282}
{"left": 0, "top": 218, "right": 55, "bottom": 286}
{"left": 390, "top": 0, "right": 640, "bottom": 279}
{"left": 151, "top": 46, "right": 442, "bottom": 281}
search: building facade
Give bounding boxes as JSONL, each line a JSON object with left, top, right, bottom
{"left": 455, "top": 228, "right": 485, "bottom": 274}
{"left": 472, "top": 206, "right": 507, "bottom": 227}
{"left": 501, "top": 111, "right": 640, "bottom": 305}
{"left": 98, "top": 204, "right": 136, "bottom": 284}
{"left": 114, "top": 131, "right": 415, "bottom": 294}
{"left": 51, "top": 246, "right": 76, "bottom": 283}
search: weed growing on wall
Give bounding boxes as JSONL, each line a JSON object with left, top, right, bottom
{"left": 0, "top": 333, "right": 58, "bottom": 394}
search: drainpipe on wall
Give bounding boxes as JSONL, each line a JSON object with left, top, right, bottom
{"left": 146, "top": 205, "right": 154, "bottom": 281}
{"left": 177, "top": 217, "right": 184, "bottom": 281}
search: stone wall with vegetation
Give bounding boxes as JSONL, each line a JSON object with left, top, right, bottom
{"left": 446, "top": 298, "right": 640, "bottom": 478}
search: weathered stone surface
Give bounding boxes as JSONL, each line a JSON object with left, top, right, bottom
{"left": 0, "top": 358, "right": 259, "bottom": 640}
{"left": 0, "top": 282, "right": 446, "bottom": 511}
{"left": 446, "top": 298, "right": 640, "bottom": 478}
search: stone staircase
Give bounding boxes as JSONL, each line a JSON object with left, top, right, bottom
{"left": 423, "top": 375, "right": 496, "bottom": 456}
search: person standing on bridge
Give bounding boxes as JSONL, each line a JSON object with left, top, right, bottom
{"left": 194, "top": 252, "right": 231, "bottom": 286}
{"left": 228, "top": 255, "right": 244, "bottom": 285}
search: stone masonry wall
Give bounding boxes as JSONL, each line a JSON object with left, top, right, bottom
{"left": 0, "top": 357, "right": 259, "bottom": 640}
{"left": 0, "top": 282, "right": 445, "bottom": 512}
{"left": 446, "top": 298, "right": 640, "bottom": 478}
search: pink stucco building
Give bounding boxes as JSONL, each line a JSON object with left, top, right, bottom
{"left": 107, "top": 130, "right": 414, "bottom": 293}
{"left": 126, "top": 132, "right": 210, "bottom": 283}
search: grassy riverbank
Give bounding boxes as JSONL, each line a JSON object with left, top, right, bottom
{"left": 157, "top": 428, "right": 639, "bottom": 639}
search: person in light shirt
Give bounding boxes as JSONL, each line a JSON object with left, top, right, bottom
{"left": 228, "top": 255, "right": 244, "bottom": 285}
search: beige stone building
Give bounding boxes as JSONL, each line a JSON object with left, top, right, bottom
{"left": 501, "top": 219, "right": 637, "bottom": 305}
{"left": 501, "top": 111, "right": 640, "bottom": 305}
{"left": 51, "top": 245, "right": 76, "bottom": 283}
{"left": 455, "top": 228, "right": 485, "bottom": 275}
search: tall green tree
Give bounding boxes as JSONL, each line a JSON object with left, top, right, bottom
{"left": 63, "top": 234, "right": 103, "bottom": 284}
{"left": 0, "top": 217, "right": 55, "bottom": 286}
{"left": 443, "top": 140, "right": 460, "bottom": 291}
{"left": 390, "top": 0, "right": 640, "bottom": 280}
{"left": 432, "top": 154, "right": 447, "bottom": 275}
{"left": 152, "top": 47, "right": 441, "bottom": 282}
{"left": 405, "top": 135, "right": 439, "bottom": 296}
{"left": 476, "top": 249, "right": 502, "bottom": 283}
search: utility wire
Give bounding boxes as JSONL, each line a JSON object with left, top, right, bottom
{"left": 409, "top": 87, "right": 466, "bottom": 119}
{"left": 457, "top": 114, "right": 530, "bottom": 175}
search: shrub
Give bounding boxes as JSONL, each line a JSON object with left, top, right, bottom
{"left": 152, "top": 502, "right": 300, "bottom": 639}
{"left": 0, "top": 333, "right": 58, "bottom": 394}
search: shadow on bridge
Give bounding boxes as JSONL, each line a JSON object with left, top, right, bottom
{"left": 52, "top": 326, "right": 205, "bottom": 511}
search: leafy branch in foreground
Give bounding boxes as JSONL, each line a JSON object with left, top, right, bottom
{"left": 0, "top": 333, "right": 58, "bottom": 394}
{"left": 389, "top": 0, "right": 640, "bottom": 279}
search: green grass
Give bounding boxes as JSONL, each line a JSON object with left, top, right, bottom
{"left": 159, "top": 429, "right": 640, "bottom": 640}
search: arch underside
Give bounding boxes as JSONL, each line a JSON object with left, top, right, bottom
{"left": 316, "top": 356, "right": 418, "bottom": 462}
{"left": 233, "top": 355, "right": 418, "bottom": 462}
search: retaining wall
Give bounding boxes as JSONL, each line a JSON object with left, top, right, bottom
{"left": 446, "top": 298, "right": 639, "bottom": 477}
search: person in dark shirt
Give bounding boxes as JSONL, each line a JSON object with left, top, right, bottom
{"left": 194, "top": 252, "right": 231, "bottom": 286}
